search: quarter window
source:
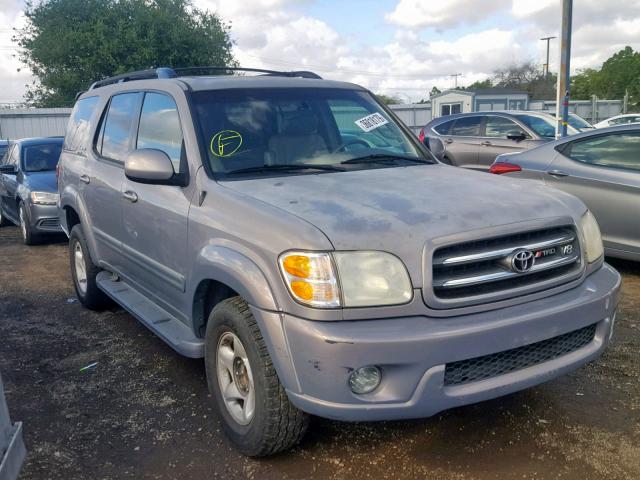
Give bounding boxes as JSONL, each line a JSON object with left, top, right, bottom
{"left": 98, "top": 92, "right": 142, "bottom": 162}
{"left": 136, "top": 93, "right": 184, "bottom": 171}
{"left": 63, "top": 96, "right": 99, "bottom": 152}
{"left": 485, "top": 117, "right": 527, "bottom": 138}
{"left": 565, "top": 131, "right": 640, "bottom": 171}
{"left": 451, "top": 116, "right": 482, "bottom": 136}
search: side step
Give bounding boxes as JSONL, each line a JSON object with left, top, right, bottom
{"left": 96, "top": 272, "right": 204, "bottom": 358}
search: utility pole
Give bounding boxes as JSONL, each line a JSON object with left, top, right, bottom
{"left": 540, "top": 36, "right": 556, "bottom": 77}
{"left": 450, "top": 73, "right": 462, "bottom": 88}
{"left": 555, "top": 0, "right": 572, "bottom": 138}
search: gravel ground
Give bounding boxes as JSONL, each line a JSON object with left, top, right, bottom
{"left": 0, "top": 225, "right": 638, "bottom": 480}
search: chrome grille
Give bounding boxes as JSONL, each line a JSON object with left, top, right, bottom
{"left": 432, "top": 226, "right": 582, "bottom": 304}
{"left": 444, "top": 323, "right": 597, "bottom": 386}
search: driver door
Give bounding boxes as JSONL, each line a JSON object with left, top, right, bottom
{"left": 477, "top": 116, "right": 531, "bottom": 168}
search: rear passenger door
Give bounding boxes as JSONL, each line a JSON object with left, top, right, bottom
{"left": 89, "top": 92, "right": 143, "bottom": 271}
{"left": 441, "top": 116, "right": 482, "bottom": 169}
{"left": 120, "top": 91, "right": 191, "bottom": 319}
{"left": 477, "top": 116, "right": 532, "bottom": 168}
{"left": 546, "top": 130, "right": 640, "bottom": 256}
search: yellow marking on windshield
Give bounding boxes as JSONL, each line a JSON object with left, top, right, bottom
{"left": 210, "top": 130, "right": 243, "bottom": 157}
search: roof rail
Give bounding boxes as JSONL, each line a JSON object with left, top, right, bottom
{"left": 87, "top": 66, "right": 322, "bottom": 90}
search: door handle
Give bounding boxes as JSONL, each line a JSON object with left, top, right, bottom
{"left": 547, "top": 170, "right": 570, "bottom": 177}
{"left": 122, "top": 190, "right": 138, "bottom": 203}
{"left": 480, "top": 141, "right": 492, "bottom": 146}
{"left": 79, "top": 174, "right": 90, "bottom": 184}
{"left": 444, "top": 138, "right": 453, "bottom": 144}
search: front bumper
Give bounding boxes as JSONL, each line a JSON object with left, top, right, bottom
{"left": 254, "top": 263, "right": 620, "bottom": 421}
{"left": 28, "top": 203, "right": 62, "bottom": 233}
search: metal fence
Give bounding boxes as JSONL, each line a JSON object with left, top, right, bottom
{"left": 388, "top": 104, "right": 432, "bottom": 135}
{"left": 0, "top": 108, "right": 72, "bottom": 140}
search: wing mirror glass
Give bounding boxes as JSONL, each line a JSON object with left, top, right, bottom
{"left": 125, "top": 149, "right": 185, "bottom": 186}
{"left": 507, "top": 131, "right": 527, "bottom": 142}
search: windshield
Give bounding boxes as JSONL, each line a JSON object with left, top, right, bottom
{"left": 516, "top": 114, "right": 578, "bottom": 138}
{"left": 192, "top": 88, "right": 427, "bottom": 178}
{"left": 569, "top": 114, "right": 593, "bottom": 129}
{"left": 22, "top": 143, "right": 62, "bottom": 172}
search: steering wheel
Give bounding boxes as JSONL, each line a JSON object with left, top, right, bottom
{"left": 332, "top": 138, "right": 371, "bottom": 154}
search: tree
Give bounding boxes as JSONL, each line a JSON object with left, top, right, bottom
{"left": 375, "top": 94, "right": 402, "bottom": 105}
{"left": 462, "top": 78, "right": 492, "bottom": 91}
{"left": 15, "top": 0, "right": 236, "bottom": 107}
{"left": 429, "top": 86, "right": 441, "bottom": 98}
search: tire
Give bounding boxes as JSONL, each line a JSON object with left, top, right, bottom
{"left": 69, "top": 224, "right": 111, "bottom": 310}
{"left": 205, "top": 297, "right": 309, "bottom": 457}
{"left": 19, "top": 202, "right": 39, "bottom": 245}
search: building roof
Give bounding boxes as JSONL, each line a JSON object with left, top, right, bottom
{"left": 469, "top": 88, "right": 529, "bottom": 96}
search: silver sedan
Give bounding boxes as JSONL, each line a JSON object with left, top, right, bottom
{"left": 489, "top": 124, "right": 640, "bottom": 261}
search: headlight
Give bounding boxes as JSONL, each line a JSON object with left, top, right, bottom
{"left": 279, "top": 251, "right": 412, "bottom": 308}
{"left": 30, "top": 191, "right": 58, "bottom": 205}
{"left": 580, "top": 210, "right": 604, "bottom": 263}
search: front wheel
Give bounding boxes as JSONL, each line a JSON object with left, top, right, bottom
{"left": 205, "top": 297, "right": 309, "bottom": 456}
{"left": 19, "top": 202, "right": 39, "bottom": 245}
{"left": 69, "top": 225, "right": 111, "bottom": 310}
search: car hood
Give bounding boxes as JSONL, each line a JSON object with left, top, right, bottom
{"left": 23, "top": 171, "right": 58, "bottom": 193}
{"left": 221, "top": 165, "right": 585, "bottom": 286}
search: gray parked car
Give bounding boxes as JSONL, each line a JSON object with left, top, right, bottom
{"left": 490, "top": 124, "right": 640, "bottom": 261}
{"left": 0, "top": 137, "right": 64, "bottom": 244}
{"left": 58, "top": 67, "right": 620, "bottom": 456}
{"left": 421, "top": 111, "right": 578, "bottom": 170}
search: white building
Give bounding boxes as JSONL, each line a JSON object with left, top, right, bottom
{"left": 430, "top": 88, "right": 530, "bottom": 118}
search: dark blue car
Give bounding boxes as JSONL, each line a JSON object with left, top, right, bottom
{"left": 0, "top": 137, "right": 63, "bottom": 244}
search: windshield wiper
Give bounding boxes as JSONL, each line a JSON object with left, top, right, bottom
{"left": 341, "top": 154, "right": 433, "bottom": 165}
{"left": 225, "top": 163, "right": 344, "bottom": 176}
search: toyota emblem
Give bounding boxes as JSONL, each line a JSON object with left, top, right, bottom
{"left": 511, "top": 249, "right": 535, "bottom": 273}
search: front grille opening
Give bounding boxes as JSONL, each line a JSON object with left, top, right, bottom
{"left": 431, "top": 226, "right": 582, "bottom": 305}
{"left": 443, "top": 323, "right": 597, "bottom": 386}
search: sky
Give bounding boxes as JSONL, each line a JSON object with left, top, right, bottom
{"left": 1, "top": 0, "right": 640, "bottom": 104}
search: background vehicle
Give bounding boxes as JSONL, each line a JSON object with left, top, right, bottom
{"left": 58, "top": 67, "right": 619, "bottom": 456}
{"left": 420, "top": 111, "right": 578, "bottom": 169}
{"left": 0, "top": 140, "right": 11, "bottom": 160}
{"left": 490, "top": 124, "right": 640, "bottom": 261}
{"left": 594, "top": 113, "right": 640, "bottom": 128}
{"left": 0, "top": 137, "right": 63, "bottom": 244}
{"left": 549, "top": 112, "right": 594, "bottom": 132}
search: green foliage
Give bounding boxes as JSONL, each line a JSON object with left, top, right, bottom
{"left": 429, "top": 86, "right": 441, "bottom": 98}
{"left": 16, "top": 0, "right": 236, "bottom": 107}
{"left": 571, "top": 47, "right": 640, "bottom": 106}
{"left": 462, "top": 78, "right": 492, "bottom": 91}
{"left": 376, "top": 93, "right": 402, "bottom": 105}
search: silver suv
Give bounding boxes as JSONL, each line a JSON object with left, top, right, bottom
{"left": 422, "top": 111, "right": 578, "bottom": 170}
{"left": 58, "top": 67, "right": 620, "bottom": 456}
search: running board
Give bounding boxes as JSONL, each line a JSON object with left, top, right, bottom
{"left": 96, "top": 272, "right": 204, "bottom": 358}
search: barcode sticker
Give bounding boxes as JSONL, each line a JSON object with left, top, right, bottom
{"left": 354, "top": 112, "right": 389, "bottom": 132}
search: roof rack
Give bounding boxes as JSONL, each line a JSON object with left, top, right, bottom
{"left": 87, "top": 66, "right": 322, "bottom": 90}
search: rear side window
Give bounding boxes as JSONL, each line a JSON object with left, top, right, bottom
{"left": 433, "top": 120, "right": 454, "bottom": 135}
{"left": 564, "top": 131, "right": 640, "bottom": 171}
{"left": 451, "top": 116, "right": 482, "bottom": 136}
{"left": 64, "top": 96, "right": 99, "bottom": 152}
{"left": 136, "top": 93, "right": 183, "bottom": 171}
{"left": 96, "top": 92, "right": 142, "bottom": 162}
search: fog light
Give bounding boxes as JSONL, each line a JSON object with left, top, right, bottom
{"left": 349, "top": 366, "right": 381, "bottom": 394}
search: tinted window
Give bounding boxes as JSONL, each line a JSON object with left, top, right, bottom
{"left": 137, "top": 93, "right": 183, "bottom": 171}
{"left": 515, "top": 114, "right": 557, "bottom": 138}
{"left": 193, "top": 88, "right": 424, "bottom": 177}
{"left": 0, "top": 145, "right": 8, "bottom": 160}
{"left": 485, "top": 116, "right": 527, "bottom": 138}
{"left": 64, "top": 96, "right": 99, "bottom": 152}
{"left": 451, "top": 116, "right": 482, "bottom": 136}
{"left": 433, "top": 120, "right": 454, "bottom": 135}
{"left": 565, "top": 132, "right": 640, "bottom": 171}
{"left": 22, "top": 143, "right": 63, "bottom": 172}
{"left": 99, "top": 93, "right": 141, "bottom": 162}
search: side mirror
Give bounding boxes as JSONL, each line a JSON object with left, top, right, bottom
{"left": 0, "top": 164, "right": 17, "bottom": 174}
{"left": 125, "top": 149, "right": 184, "bottom": 186}
{"left": 426, "top": 137, "right": 446, "bottom": 162}
{"left": 507, "top": 131, "right": 527, "bottom": 142}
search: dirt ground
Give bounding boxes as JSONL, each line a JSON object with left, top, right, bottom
{"left": 0, "top": 225, "right": 639, "bottom": 480}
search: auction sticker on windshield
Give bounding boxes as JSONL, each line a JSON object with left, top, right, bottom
{"left": 354, "top": 112, "right": 389, "bottom": 132}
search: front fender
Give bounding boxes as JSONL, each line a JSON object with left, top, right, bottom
{"left": 59, "top": 186, "right": 99, "bottom": 264}
{"left": 189, "top": 244, "right": 279, "bottom": 312}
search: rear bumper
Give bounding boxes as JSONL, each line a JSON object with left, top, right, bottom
{"left": 257, "top": 263, "right": 621, "bottom": 421}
